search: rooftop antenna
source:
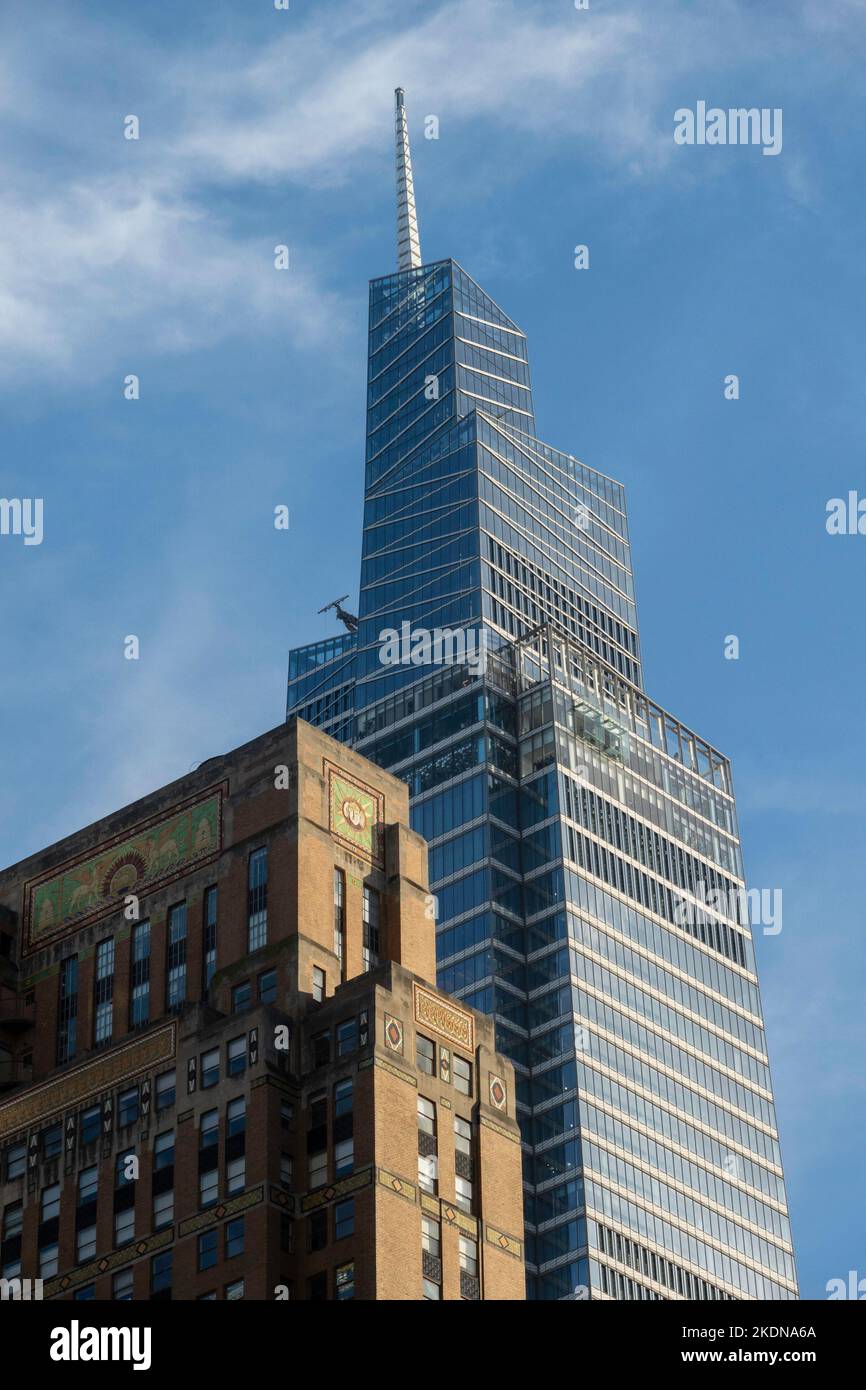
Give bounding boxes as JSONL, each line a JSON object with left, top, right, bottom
{"left": 318, "top": 595, "right": 359, "bottom": 634}
{"left": 395, "top": 87, "right": 422, "bottom": 271}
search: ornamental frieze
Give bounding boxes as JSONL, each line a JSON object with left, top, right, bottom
{"left": 22, "top": 784, "right": 225, "bottom": 953}
{"left": 413, "top": 983, "right": 474, "bottom": 1051}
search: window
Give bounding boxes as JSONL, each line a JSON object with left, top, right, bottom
{"left": 423, "top": 1278, "right": 441, "bottom": 1300}
{"left": 130, "top": 921, "right": 151, "bottom": 1029}
{"left": 333, "top": 869, "right": 345, "bottom": 978}
{"left": 308, "top": 1272, "right": 327, "bottom": 1300}
{"left": 115, "top": 1207, "right": 135, "bottom": 1247}
{"left": 312, "top": 1031, "right": 330, "bottom": 1067}
{"left": 152, "top": 1189, "right": 174, "bottom": 1231}
{"left": 74, "top": 1284, "right": 95, "bottom": 1300}
{"left": 335, "top": 1198, "right": 354, "bottom": 1241}
{"left": 225, "top": 1278, "right": 244, "bottom": 1300}
{"left": 334, "top": 1078, "right": 353, "bottom": 1118}
{"left": 155, "top": 1070, "right": 176, "bottom": 1111}
{"left": 335, "top": 1262, "right": 355, "bottom": 1300}
{"left": 459, "top": 1234, "right": 478, "bottom": 1278}
{"left": 201, "top": 1047, "right": 220, "bottom": 1089}
{"left": 198, "top": 1229, "right": 218, "bottom": 1271}
{"left": 199, "top": 1109, "right": 219, "bottom": 1208}
{"left": 2, "top": 1201, "right": 23, "bottom": 1278}
{"left": 77, "top": 1104, "right": 100, "bottom": 1146}
{"left": 417, "top": 1097, "right": 437, "bottom": 1194}
{"left": 154, "top": 1130, "right": 174, "bottom": 1171}
{"left": 337, "top": 1018, "right": 357, "bottom": 1056}
{"left": 151, "top": 1249, "right": 173, "bottom": 1298}
{"left": 280, "top": 1100, "right": 294, "bottom": 1130}
{"left": 227, "top": 1036, "right": 246, "bottom": 1077}
{"left": 227, "top": 1097, "right": 246, "bottom": 1138}
{"left": 334, "top": 1138, "right": 353, "bottom": 1179}
{"left": 280, "top": 1154, "right": 293, "bottom": 1188}
{"left": 232, "top": 981, "right": 252, "bottom": 1014}
{"left": 39, "top": 1243, "right": 59, "bottom": 1278}
{"left": 39, "top": 1183, "right": 60, "bottom": 1279}
{"left": 225, "top": 1216, "right": 245, "bottom": 1259}
{"left": 312, "top": 967, "right": 325, "bottom": 1003}
{"left": 417, "top": 1034, "right": 435, "bottom": 1075}
{"left": 203, "top": 886, "right": 218, "bottom": 999}
{"left": 362, "top": 886, "right": 380, "bottom": 970}
{"left": 226, "top": 1156, "right": 245, "bottom": 1196}
{"left": 308, "top": 1150, "right": 327, "bottom": 1189}
{"left": 455, "top": 1175, "right": 473, "bottom": 1213}
{"left": 76, "top": 1165, "right": 98, "bottom": 1264}
{"left": 198, "top": 1290, "right": 217, "bottom": 1301}
{"left": 454, "top": 1115, "right": 473, "bottom": 1212}
{"left": 118, "top": 1086, "right": 139, "bottom": 1128}
{"left": 309, "top": 1210, "right": 327, "bottom": 1252}
{"left": 6, "top": 1143, "right": 25, "bottom": 1181}
{"left": 421, "top": 1214, "right": 440, "bottom": 1259}
{"left": 248, "top": 847, "right": 268, "bottom": 952}
{"left": 93, "top": 938, "right": 115, "bottom": 1047}
{"left": 258, "top": 969, "right": 277, "bottom": 1004}
{"left": 453, "top": 1055, "right": 472, "bottom": 1096}
{"left": 113, "top": 1268, "right": 134, "bottom": 1300}
{"left": 57, "top": 955, "right": 78, "bottom": 1064}
{"left": 166, "top": 902, "right": 188, "bottom": 1012}
{"left": 41, "top": 1183, "right": 61, "bottom": 1222}
{"left": 42, "top": 1123, "right": 62, "bottom": 1160}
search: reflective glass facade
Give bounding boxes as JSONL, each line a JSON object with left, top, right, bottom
{"left": 288, "top": 255, "right": 796, "bottom": 1301}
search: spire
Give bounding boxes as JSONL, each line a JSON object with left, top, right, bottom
{"left": 395, "top": 87, "right": 422, "bottom": 272}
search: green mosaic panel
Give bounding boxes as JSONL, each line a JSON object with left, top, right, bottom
{"left": 24, "top": 788, "right": 223, "bottom": 950}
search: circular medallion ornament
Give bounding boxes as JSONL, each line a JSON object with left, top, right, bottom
{"left": 341, "top": 797, "right": 367, "bottom": 831}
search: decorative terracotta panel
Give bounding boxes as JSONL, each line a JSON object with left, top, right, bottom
{"left": 324, "top": 760, "right": 384, "bottom": 866}
{"left": 413, "top": 983, "right": 474, "bottom": 1051}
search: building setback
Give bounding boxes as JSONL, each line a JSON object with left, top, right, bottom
{"left": 287, "top": 91, "right": 798, "bottom": 1300}
{"left": 0, "top": 718, "right": 525, "bottom": 1301}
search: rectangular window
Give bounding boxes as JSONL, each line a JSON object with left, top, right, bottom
{"left": 57, "top": 955, "right": 78, "bottom": 1064}
{"left": 227, "top": 1036, "right": 246, "bottom": 1077}
{"left": 453, "top": 1054, "right": 473, "bottom": 1096}
{"left": 93, "top": 938, "right": 115, "bottom": 1047}
{"left": 76, "top": 1163, "right": 97, "bottom": 1263}
{"left": 199, "top": 1108, "right": 219, "bottom": 1208}
{"left": 308, "top": 1150, "right": 327, "bottom": 1189}
{"left": 80, "top": 1104, "right": 101, "bottom": 1145}
{"left": 166, "top": 903, "right": 188, "bottom": 1011}
{"left": 6, "top": 1143, "right": 25, "bottom": 1181}
{"left": 335, "top": 1198, "right": 354, "bottom": 1241}
{"left": 312, "top": 1031, "right": 330, "bottom": 1068}
{"left": 280, "top": 1153, "right": 293, "bottom": 1187}
{"left": 200, "top": 1168, "right": 219, "bottom": 1208}
{"left": 227, "top": 1097, "right": 246, "bottom": 1138}
{"left": 417, "top": 1096, "right": 436, "bottom": 1136}
{"left": 42, "top": 1123, "right": 62, "bottom": 1160}
{"left": 333, "top": 869, "right": 345, "bottom": 979}
{"left": 232, "top": 981, "right": 252, "bottom": 1014}
{"left": 334, "top": 1078, "right": 353, "bottom": 1118}
{"left": 118, "top": 1086, "right": 139, "bottom": 1128}
{"left": 454, "top": 1116, "right": 473, "bottom": 1213}
{"left": 248, "top": 847, "right": 268, "bottom": 952}
{"left": 150, "top": 1250, "right": 172, "bottom": 1297}
{"left": 455, "top": 1174, "right": 473, "bottom": 1213}
{"left": 203, "top": 886, "right": 218, "bottom": 1000}
{"left": 258, "top": 968, "right": 277, "bottom": 1004}
{"left": 154, "top": 1130, "right": 174, "bottom": 1170}
{"left": 312, "top": 966, "right": 325, "bottom": 1003}
{"left": 459, "top": 1234, "right": 478, "bottom": 1277}
{"left": 334, "top": 1138, "right": 353, "bottom": 1179}
{"left": 417, "top": 1034, "right": 435, "bottom": 1075}
{"left": 39, "top": 1243, "right": 59, "bottom": 1278}
{"left": 130, "top": 921, "right": 151, "bottom": 1029}
{"left": 336, "top": 1018, "right": 357, "bottom": 1056}
{"left": 113, "top": 1268, "right": 134, "bottom": 1300}
{"left": 309, "top": 1210, "right": 327, "bottom": 1252}
{"left": 335, "top": 1262, "right": 355, "bottom": 1300}
{"left": 421, "top": 1214, "right": 441, "bottom": 1259}
{"left": 155, "top": 1070, "right": 176, "bottom": 1111}
{"left": 362, "top": 886, "right": 380, "bottom": 971}
{"left": 152, "top": 1189, "right": 174, "bottom": 1231}
{"left": 225, "top": 1216, "right": 244, "bottom": 1260}
{"left": 201, "top": 1047, "right": 220, "bottom": 1089}
{"left": 198, "top": 1229, "right": 218, "bottom": 1271}
{"left": 115, "top": 1207, "right": 135, "bottom": 1248}
{"left": 417, "top": 1097, "right": 437, "bottom": 1194}
{"left": 2, "top": 1199, "right": 23, "bottom": 1278}
{"left": 225, "top": 1278, "right": 244, "bottom": 1300}
{"left": 226, "top": 1156, "right": 245, "bottom": 1196}
{"left": 423, "top": 1278, "right": 441, "bottom": 1300}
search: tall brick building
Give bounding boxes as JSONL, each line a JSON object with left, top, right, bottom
{"left": 0, "top": 718, "right": 524, "bottom": 1301}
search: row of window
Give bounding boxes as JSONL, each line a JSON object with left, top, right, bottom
{"left": 416, "top": 1098, "right": 474, "bottom": 1213}
{"left": 56, "top": 850, "right": 269, "bottom": 1066}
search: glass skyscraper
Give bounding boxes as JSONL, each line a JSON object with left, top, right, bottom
{"left": 287, "top": 90, "right": 797, "bottom": 1301}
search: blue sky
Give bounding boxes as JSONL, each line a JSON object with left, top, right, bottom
{"left": 1, "top": 0, "right": 864, "bottom": 1298}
